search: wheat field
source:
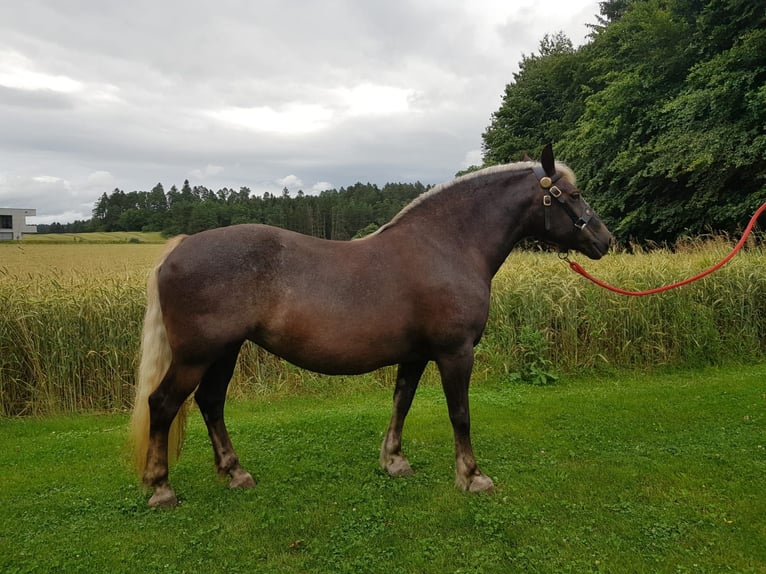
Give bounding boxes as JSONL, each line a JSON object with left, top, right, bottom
{"left": 1, "top": 238, "right": 764, "bottom": 415}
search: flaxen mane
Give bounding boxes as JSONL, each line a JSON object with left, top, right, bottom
{"left": 374, "top": 161, "right": 576, "bottom": 234}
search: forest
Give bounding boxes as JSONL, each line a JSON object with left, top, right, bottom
{"left": 41, "top": 181, "right": 427, "bottom": 240}
{"left": 483, "top": 0, "right": 765, "bottom": 243}
{"left": 41, "top": 0, "right": 765, "bottom": 244}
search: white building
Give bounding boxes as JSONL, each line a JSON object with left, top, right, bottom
{"left": 0, "top": 208, "right": 37, "bottom": 240}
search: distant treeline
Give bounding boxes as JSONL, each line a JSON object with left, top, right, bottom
{"left": 38, "top": 181, "right": 428, "bottom": 239}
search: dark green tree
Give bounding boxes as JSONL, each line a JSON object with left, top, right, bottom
{"left": 482, "top": 32, "right": 583, "bottom": 165}
{"left": 485, "top": 0, "right": 766, "bottom": 243}
{"left": 145, "top": 183, "right": 168, "bottom": 231}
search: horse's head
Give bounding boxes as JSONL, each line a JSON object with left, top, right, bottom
{"left": 530, "top": 144, "right": 612, "bottom": 260}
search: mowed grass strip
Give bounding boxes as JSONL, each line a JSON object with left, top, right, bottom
{"left": 1, "top": 365, "right": 764, "bottom": 573}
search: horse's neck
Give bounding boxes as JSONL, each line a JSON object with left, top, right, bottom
{"left": 395, "top": 180, "right": 536, "bottom": 279}
{"left": 467, "top": 193, "right": 534, "bottom": 278}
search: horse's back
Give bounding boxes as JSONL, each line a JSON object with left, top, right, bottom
{"left": 157, "top": 224, "right": 428, "bottom": 372}
{"left": 157, "top": 222, "right": 492, "bottom": 374}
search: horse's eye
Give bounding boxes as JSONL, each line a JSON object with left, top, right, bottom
{"left": 571, "top": 192, "right": 581, "bottom": 200}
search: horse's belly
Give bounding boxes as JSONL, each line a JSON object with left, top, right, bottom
{"left": 254, "top": 321, "right": 417, "bottom": 376}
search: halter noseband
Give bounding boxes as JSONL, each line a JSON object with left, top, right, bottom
{"left": 533, "top": 165, "right": 594, "bottom": 232}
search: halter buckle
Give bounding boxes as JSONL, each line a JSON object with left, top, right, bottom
{"left": 575, "top": 208, "right": 594, "bottom": 230}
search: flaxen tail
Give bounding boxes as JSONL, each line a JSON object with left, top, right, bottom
{"left": 129, "top": 235, "right": 188, "bottom": 477}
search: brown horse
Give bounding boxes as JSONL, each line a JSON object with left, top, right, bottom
{"left": 130, "top": 144, "right": 612, "bottom": 507}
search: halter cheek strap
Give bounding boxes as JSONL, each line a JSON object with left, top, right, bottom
{"left": 533, "top": 165, "right": 594, "bottom": 232}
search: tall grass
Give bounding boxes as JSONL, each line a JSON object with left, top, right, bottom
{"left": 1, "top": 238, "right": 765, "bottom": 416}
{"left": 0, "top": 245, "right": 157, "bottom": 415}
{"left": 483, "top": 237, "right": 766, "bottom": 374}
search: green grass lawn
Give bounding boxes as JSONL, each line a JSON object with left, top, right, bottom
{"left": 1, "top": 365, "right": 764, "bottom": 573}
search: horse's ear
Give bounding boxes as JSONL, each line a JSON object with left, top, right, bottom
{"left": 541, "top": 143, "right": 555, "bottom": 177}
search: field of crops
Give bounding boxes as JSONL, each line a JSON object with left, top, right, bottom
{"left": 1, "top": 236, "right": 765, "bottom": 416}
{"left": 22, "top": 231, "right": 165, "bottom": 244}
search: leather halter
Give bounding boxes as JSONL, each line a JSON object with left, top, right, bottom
{"left": 533, "top": 165, "right": 594, "bottom": 232}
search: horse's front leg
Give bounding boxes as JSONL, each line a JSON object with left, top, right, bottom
{"left": 436, "top": 346, "right": 494, "bottom": 492}
{"left": 380, "top": 360, "right": 428, "bottom": 476}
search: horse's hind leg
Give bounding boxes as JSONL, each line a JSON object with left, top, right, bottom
{"left": 195, "top": 343, "right": 256, "bottom": 490}
{"left": 144, "top": 362, "right": 207, "bottom": 507}
{"left": 380, "top": 360, "right": 427, "bottom": 477}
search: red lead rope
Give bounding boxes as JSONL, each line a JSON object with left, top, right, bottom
{"left": 566, "top": 201, "right": 766, "bottom": 297}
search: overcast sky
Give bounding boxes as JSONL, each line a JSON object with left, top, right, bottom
{"left": 0, "top": 0, "right": 600, "bottom": 224}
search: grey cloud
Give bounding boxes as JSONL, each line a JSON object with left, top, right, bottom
{"left": 0, "top": 0, "right": 600, "bottom": 221}
{"left": 0, "top": 85, "right": 75, "bottom": 109}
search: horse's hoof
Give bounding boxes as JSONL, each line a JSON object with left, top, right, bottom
{"left": 468, "top": 473, "right": 494, "bottom": 493}
{"left": 383, "top": 456, "right": 414, "bottom": 477}
{"left": 229, "top": 470, "right": 256, "bottom": 489}
{"left": 148, "top": 486, "right": 178, "bottom": 508}
{"left": 456, "top": 472, "right": 494, "bottom": 493}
